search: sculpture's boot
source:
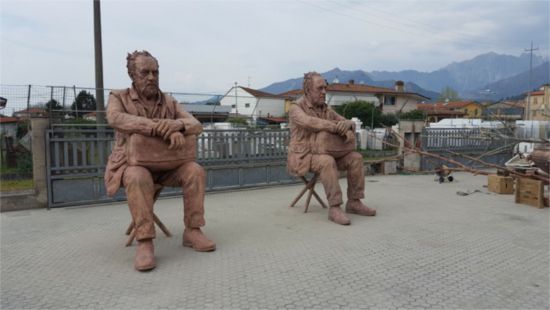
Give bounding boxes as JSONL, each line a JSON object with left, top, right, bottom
{"left": 328, "top": 206, "right": 351, "bottom": 225}
{"left": 183, "top": 228, "right": 216, "bottom": 252}
{"left": 134, "top": 239, "right": 156, "bottom": 271}
{"left": 345, "top": 199, "right": 376, "bottom": 216}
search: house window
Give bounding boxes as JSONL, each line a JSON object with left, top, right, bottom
{"left": 231, "top": 104, "right": 236, "bottom": 108}
{"left": 384, "top": 96, "right": 396, "bottom": 105}
{"left": 245, "top": 103, "right": 250, "bottom": 108}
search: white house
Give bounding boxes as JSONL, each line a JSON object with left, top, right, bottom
{"left": 220, "top": 86, "right": 286, "bottom": 119}
{"left": 0, "top": 115, "right": 19, "bottom": 139}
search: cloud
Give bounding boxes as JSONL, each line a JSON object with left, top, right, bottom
{"left": 1, "top": 0, "right": 548, "bottom": 93}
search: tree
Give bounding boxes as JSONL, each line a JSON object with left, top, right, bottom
{"left": 45, "top": 99, "right": 63, "bottom": 112}
{"left": 378, "top": 113, "right": 399, "bottom": 127}
{"left": 334, "top": 100, "right": 398, "bottom": 128}
{"left": 437, "top": 86, "right": 460, "bottom": 102}
{"left": 71, "top": 90, "right": 97, "bottom": 118}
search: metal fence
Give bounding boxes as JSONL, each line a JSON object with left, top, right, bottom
{"left": 421, "top": 127, "right": 513, "bottom": 152}
{"left": 46, "top": 126, "right": 292, "bottom": 207}
{"left": 420, "top": 127, "right": 514, "bottom": 170}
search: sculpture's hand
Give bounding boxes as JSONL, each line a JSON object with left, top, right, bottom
{"left": 168, "top": 131, "right": 186, "bottom": 150}
{"left": 336, "top": 120, "right": 354, "bottom": 136}
{"left": 153, "top": 119, "right": 183, "bottom": 140}
{"left": 344, "top": 130, "right": 355, "bottom": 143}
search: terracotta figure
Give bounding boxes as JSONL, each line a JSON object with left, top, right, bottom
{"left": 287, "top": 72, "right": 376, "bottom": 225}
{"left": 104, "top": 50, "right": 215, "bottom": 271}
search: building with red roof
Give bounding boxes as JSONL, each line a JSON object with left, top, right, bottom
{"left": 525, "top": 84, "right": 549, "bottom": 120}
{"left": 280, "top": 80, "right": 429, "bottom": 115}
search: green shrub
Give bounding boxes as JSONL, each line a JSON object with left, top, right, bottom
{"left": 16, "top": 152, "right": 33, "bottom": 173}
{"left": 398, "top": 109, "right": 426, "bottom": 120}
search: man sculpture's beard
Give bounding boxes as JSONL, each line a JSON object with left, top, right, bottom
{"left": 142, "top": 84, "right": 159, "bottom": 100}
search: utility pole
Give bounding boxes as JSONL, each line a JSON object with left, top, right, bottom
{"left": 524, "top": 41, "right": 539, "bottom": 121}
{"left": 94, "top": 0, "right": 106, "bottom": 124}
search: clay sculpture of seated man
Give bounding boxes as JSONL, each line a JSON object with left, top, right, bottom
{"left": 104, "top": 50, "right": 215, "bottom": 271}
{"left": 287, "top": 72, "right": 376, "bottom": 225}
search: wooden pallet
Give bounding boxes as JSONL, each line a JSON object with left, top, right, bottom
{"left": 515, "top": 177, "right": 548, "bottom": 209}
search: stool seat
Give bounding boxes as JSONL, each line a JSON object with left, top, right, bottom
{"left": 289, "top": 173, "right": 328, "bottom": 213}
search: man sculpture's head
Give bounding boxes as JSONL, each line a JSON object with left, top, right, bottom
{"left": 127, "top": 50, "right": 160, "bottom": 100}
{"left": 303, "top": 72, "right": 327, "bottom": 107}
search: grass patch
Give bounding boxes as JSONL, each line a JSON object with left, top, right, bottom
{"left": 0, "top": 179, "right": 34, "bottom": 192}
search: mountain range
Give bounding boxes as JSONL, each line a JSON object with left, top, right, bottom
{"left": 260, "top": 52, "right": 548, "bottom": 102}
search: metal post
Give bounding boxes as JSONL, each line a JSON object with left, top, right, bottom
{"left": 62, "top": 86, "right": 66, "bottom": 109}
{"left": 73, "top": 85, "right": 78, "bottom": 117}
{"left": 94, "top": 0, "right": 106, "bottom": 125}
{"left": 234, "top": 82, "right": 238, "bottom": 115}
{"left": 27, "top": 84, "right": 31, "bottom": 131}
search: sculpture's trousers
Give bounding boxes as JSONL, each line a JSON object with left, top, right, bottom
{"left": 123, "top": 162, "right": 206, "bottom": 241}
{"left": 310, "top": 151, "right": 365, "bottom": 207}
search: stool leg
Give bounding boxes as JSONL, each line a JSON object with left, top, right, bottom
{"left": 304, "top": 189, "right": 314, "bottom": 213}
{"left": 289, "top": 186, "right": 309, "bottom": 208}
{"left": 125, "top": 229, "right": 136, "bottom": 247}
{"left": 125, "top": 220, "right": 134, "bottom": 235}
{"left": 312, "top": 190, "right": 328, "bottom": 208}
{"left": 153, "top": 213, "right": 172, "bottom": 237}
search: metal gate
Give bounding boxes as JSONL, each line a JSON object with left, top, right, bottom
{"left": 46, "top": 126, "right": 294, "bottom": 208}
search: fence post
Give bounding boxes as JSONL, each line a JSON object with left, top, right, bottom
{"left": 30, "top": 117, "right": 49, "bottom": 208}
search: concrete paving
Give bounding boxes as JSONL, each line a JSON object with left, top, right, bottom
{"left": 1, "top": 172, "right": 548, "bottom": 309}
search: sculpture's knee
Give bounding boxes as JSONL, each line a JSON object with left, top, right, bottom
{"left": 177, "top": 162, "right": 205, "bottom": 182}
{"left": 316, "top": 155, "right": 337, "bottom": 171}
{"left": 348, "top": 151, "right": 363, "bottom": 164}
{"left": 124, "top": 166, "right": 153, "bottom": 187}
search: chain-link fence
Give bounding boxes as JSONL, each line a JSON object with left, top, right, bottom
{"left": 0, "top": 84, "right": 230, "bottom": 117}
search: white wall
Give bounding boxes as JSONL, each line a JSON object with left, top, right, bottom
{"left": 0, "top": 123, "right": 17, "bottom": 138}
{"left": 326, "top": 92, "right": 380, "bottom": 107}
{"left": 220, "top": 86, "right": 256, "bottom": 115}
{"left": 220, "top": 87, "right": 285, "bottom": 117}
{"left": 382, "top": 96, "right": 420, "bottom": 114}
{"left": 254, "top": 98, "right": 285, "bottom": 117}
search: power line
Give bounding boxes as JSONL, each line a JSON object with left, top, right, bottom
{"left": 299, "top": 0, "right": 506, "bottom": 49}
{"left": 345, "top": 0, "right": 508, "bottom": 46}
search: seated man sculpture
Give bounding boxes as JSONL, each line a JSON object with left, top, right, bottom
{"left": 287, "top": 72, "right": 376, "bottom": 225}
{"left": 104, "top": 50, "right": 215, "bottom": 271}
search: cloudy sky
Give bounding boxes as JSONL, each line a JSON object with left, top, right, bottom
{"left": 1, "top": 0, "right": 549, "bottom": 94}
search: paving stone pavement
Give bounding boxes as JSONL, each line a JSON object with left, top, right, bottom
{"left": 1, "top": 172, "right": 549, "bottom": 309}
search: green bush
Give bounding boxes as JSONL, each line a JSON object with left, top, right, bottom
{"left": 16, "top": 152, "right": 33, "bottom": 173}
{"left": 16, "top": 121, "right": 29, "bottom": 139}
{"left": 334, "top": 101, "right": 398, "bottom": 128}
{"left": 227, "top": 116, "right": 248, "bottom": 126}
{"left": 398, "top": 109, "right": 426, "bottom": 120}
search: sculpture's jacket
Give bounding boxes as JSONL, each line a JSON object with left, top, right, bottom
{"left": 287, "top": 96, "right": 347, "bottom": 176}
{"left": 104, "top": 87, "right": 202, "bottom": 196}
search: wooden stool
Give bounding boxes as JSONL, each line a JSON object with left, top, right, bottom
{"left": 289, "top": 173, "right": 328, "bottom": 213}
{"left": 125, "top": 213, "right": 172, "bottom": 247}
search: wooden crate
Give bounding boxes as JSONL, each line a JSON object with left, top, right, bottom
{"left": 515, "top": 177, "right": 547, "bottom": 208}
{"left": 488, "top": 174, "right": 514, "bottom": 194}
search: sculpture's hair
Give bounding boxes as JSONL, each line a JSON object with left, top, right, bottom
{"left": 303, "top": 71, "right": 322, "bottom": 95}
{"left": 126, "top": 50, "right": 159, "bottom": 77}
